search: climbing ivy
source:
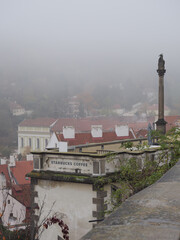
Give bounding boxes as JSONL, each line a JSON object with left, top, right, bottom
{"left": 104, "top": 127, "right": 180, "bottom": 213}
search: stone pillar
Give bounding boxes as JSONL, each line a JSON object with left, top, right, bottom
{"left": 156, "top": 54, "right": 167, "bottom": 134}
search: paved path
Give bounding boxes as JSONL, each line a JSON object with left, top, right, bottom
{"left": 81, "top": 161, "right": 180, "bottom": 240}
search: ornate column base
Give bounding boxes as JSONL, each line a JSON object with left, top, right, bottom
{"left": 155, "top": 118, "right": 167, "bottom": 134}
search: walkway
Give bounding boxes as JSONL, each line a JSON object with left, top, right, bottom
{"left": 81, "top": 161, "right": 180, "bottom": 240}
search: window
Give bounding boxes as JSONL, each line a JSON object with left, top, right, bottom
{"left": 93, "top": 161, "right": 99, "bottom": 174}
{"left": 29, "top": 138, "right": 32, "bottom": 147}
{"left": 93, "top": 160, "right": 105, "bottom": 175}
{"left": 45, "top": 139, "right": 48, "bottom": 147}
{"left": 33, "top": 156, "right": 43, "bottom": 170}
{"left": 21, "top": 138, "right": 24, "bottom": 147}
{"left": 100, "top": 160, "right": 105, "bottom": 174}
{"left": 37, "top": 139, "right": 40, "bottom": 149}
{"left": 40, "top": 157, "right": 43, "bottom": 169}
{"left": 9, "top": 213, "right": 17, "bottom": 222}
{"left": 34, "top": 157, "right": 40, "bottom": 170}
{"left": 8, "top": 200, "right": 10, "bottom": 204}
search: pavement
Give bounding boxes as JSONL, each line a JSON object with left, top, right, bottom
{"left": 81, "top": 161, "right": 180, "bottom": 240}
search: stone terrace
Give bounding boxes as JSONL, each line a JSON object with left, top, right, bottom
{"left": 81, "top": 161, "right": 180, "bottom": 240}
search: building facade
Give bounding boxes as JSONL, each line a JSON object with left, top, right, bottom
{"left": 18, "top": 118, "right": 57, "bottom": 155}
{"left": 0, "top": 161, "right": 33, "bottom": 229}
{"left": 29, "top": 146, "right": 165, "bottom": 240}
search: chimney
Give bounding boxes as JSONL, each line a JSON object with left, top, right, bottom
{"left": 115, "top": 125, "right": 129, "bottom": 137}
{"left": 91, "top": 125, "right": 102, "bottom": 138}
{"left": 59, "top": 142, "right": 68, "bottom": 152}
{"left": 9, "top": 155, "right": 16, "bottom": 167}
{"left": 63, "top": 126, "right": 75, "bottom": 139}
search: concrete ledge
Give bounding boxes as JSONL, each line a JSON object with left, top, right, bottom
{"left": 27, "top": 170, "right": 119, "bottom": 186}
{"left": 81, "top": 161, "right": 180, "bottom": 240}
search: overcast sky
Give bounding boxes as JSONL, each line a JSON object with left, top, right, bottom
{"left": 0, "top": 0, "right": 180, "bottom": 88}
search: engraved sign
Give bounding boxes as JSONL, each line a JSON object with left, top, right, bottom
{"left": 50, "top": 160, "right": 88, "bottom": 168}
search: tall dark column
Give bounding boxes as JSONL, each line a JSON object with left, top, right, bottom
{"left": 156, "top": 54, "right": 167, "bottom": 134}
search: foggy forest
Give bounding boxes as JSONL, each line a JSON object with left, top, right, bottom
{"left": 0, "top": 0, "right": 180, "bottom": 155}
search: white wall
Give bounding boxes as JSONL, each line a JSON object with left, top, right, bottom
{"left": 91, "top": 125, "right": 102, "bottom": 138}
{"left": 18, "top": 129, "right": 51, "bottom": 154}
{"left": 59, "top": 142, "right": 68, "bottom": 152}
{"left": 0, "top": 159, "right": 7, "bottom": 165}
{"left": 46, "top": 132, "right": 59, "bottom": 149}
{"left": 0, "top": 189, "right": 26, "bottom": 228}
{"left": 35, "top": 180, "right": 96, "bottom": 240}
{"left": 2, "top": 194, "right": 26, "bottom": 227}
{"left": 0, "top": 173, "right": 7, "bottom": 189}
{"left": 63, "top": 126, "right": 75, "bottom": 139}
{"left": 115, "top": 125, "right": 129, "bottom": 137}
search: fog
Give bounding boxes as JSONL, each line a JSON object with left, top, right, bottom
{"left": 0, "top": 0, "right": 180, "bottom": 107}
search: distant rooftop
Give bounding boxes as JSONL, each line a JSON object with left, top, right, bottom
{"left": 18, "top": 115, "right": 180, "bottom": 134}
{"left": 19, "top": 118, "right": 56, "bottom": 127}
{"left": 56, "top": 130, "right": 134, "bottom": 146}
{"left": 10, "top": 160, "right": 33, "bottom": 184}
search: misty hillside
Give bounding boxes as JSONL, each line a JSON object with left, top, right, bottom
{"left": 1, "top": 0, "right": 180, "bottom": 155}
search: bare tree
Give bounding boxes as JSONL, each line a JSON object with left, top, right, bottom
{"left": 30, "top": 195, "right": 69, "bottom": 240}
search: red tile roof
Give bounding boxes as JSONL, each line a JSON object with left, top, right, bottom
{"left": 12, "top": 184, "right": 31, "bottom": 223}
{"left": 128, "top": 122, "right": 151, "bottom": 131}
{"left": 19, "top": 116, "right": 153, "bottom": 133}
{"left": 10, "top": 161, "right": 33, "bottom": 185}
{"left": 52, "top": 118, "right": 128, "bottom": 132}
{"left": 56, "top": 131, "right": 134, "bottom": 146}
{"left": 12, "top": 184, "right": 31, "bottom": 208}
{"left": 165, "top": 115, "right": 180, "bottom": 123}
{"left": 18, "top": 115, "right": 180, "bottom": 135}
{"left": 135, "top": 129, "right": 148, "bottom": 138}
{"left": 0, "top": 163, "right": 32, "bottom": 224}
{"left": 165, "top": 115, "right": 180, "bottom": 131}
{"left": 19, "top": 118, "right": 56, "bottom": 127}
{"left": 0, "top": 161, "right": 33, "bottom": 186}
{"left": 128, "top": 116, "right": 180, "bottom": 133}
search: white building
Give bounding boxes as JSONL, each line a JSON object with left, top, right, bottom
{"left": 29, "top": 151, "right": 115, "bottom": 240}
{"left": 0, "top": 190, "right": 26, "bottom": 229}
{"left": 0, "top": 167, "right": 27, "bottom": 229}
{"left": 18, "top": 117, "right": 133, "bottom": 155}
{"left": 0, "top": 160, "right": 33, "bottom": 230}
{"left": 9, "top": 101, "right": 26, "bottom": 116}
{"left": 29, "top": 145, "right": 162, "bottom": 240}
{"left": 18, "top": 118, "right": 57, "bottom": 155}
